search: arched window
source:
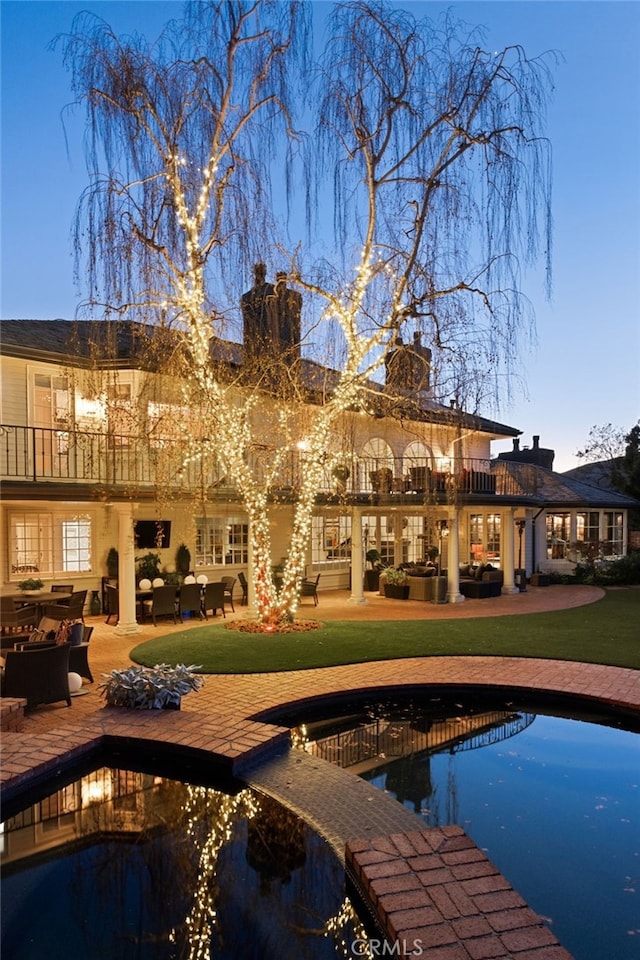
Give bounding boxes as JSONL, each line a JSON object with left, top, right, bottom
{"left": 403, "top": 440, "right": 433, "bottom": 494}
{"left": 360, "top": 438, "right": 394, "bottom": 492}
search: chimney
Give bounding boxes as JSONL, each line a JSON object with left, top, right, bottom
{"left": 513, "top": 438, "right": 520, "bottom": 451}
{"left": 533, "top": 435, "right": 540, "bottom": 449}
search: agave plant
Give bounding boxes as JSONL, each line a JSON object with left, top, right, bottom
{"left": 99, "top": 663, "right": 204, "bottom": 709}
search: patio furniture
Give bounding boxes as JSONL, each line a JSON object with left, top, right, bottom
{"left": 51, "top": 583, "right": 74, "bottom": 594}
{"left": 15, "top": 625, "right": 95, "bottom": 682}
{"left": 143, "top": 584, "right": 178, "bottom": 626}
{"left": 300, "top": 574, "right": 320, "bottom": 605}
{"left": 178, "top": 582, "right": 204, "bottom": 621}
{"left": 237, "top": 571, "right": 249, "bottom": 605}
{"left": 1, "top": 643, "right": 71, "bottom": 709}
{"left": 221, "top": 576, "right": 236, "bottom": 613}
{"left": 202, "top": 581, "right": 225, "bottom": 618}
{"left": 0, "top": 596, "right": 38, "bottom": 634}
{"left": 42, "top": 589, "right": 87, "bottom": 623}
{"left": 104, "top": 584, "right": 120, "bottom": 624}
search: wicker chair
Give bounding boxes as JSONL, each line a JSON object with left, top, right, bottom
{"left": 104, "top": 584, "right": 119, "bottom": 624}
{"left": 300, "top": 574, "right": 320, "bottom": 605}
{"left": 237, "top": 571, "right": 249, "bottom": 605}
{"left": 0, "top": 596, "right": 38, "bottom": 635}
{"left": 202, "top": 581, "right": 225, "bottom": 619}
{"left": 51, "top": 583, "right": 74, "bottom": 594}
{"left": 42, "top": 590, "right": 87, "bottom": 623}
{"left": 143, "top": 585, "right": 178, "bottom": 626}
{"left": 178, "top": 582, "right": 203, "bottom": 621}
{"left": 14, "top": 625, "right": 95, "bottom": 683}
{"left": 1, "top": 643, "right": 71, "bottom": 709}
{"left": 221, "top": 576, "right": 236, "bottom": 613}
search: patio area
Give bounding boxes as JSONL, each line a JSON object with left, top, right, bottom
{"left": 2, "top": 583, "right": 638, "bottom": 960}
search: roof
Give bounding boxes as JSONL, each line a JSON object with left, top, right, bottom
{"left": 561, "top": 459, "right": 625, "bottom": 494}
{"left": 532, "top": 464, "right": 639, "bottom": 509}
{"left": 1, "top": 317, "right": 519, "bottom": 439}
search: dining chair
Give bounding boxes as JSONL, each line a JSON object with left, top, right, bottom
{"left": 237, "top": 571, "right": 249, "bottom": 605}
{"left": 43, "top": 590, "right": 87, "bottom": 623}
{"left": 300, "top": 574, "right": 321, "bottom": 605}
{"left": 51, "top": 583, "right": 74, "bottom": 594}
{"left": 178, "top": 582, "right": 204, "bottom": 621}
{"left": 104, "top": 584, "right": 120, "bottom": 624}
{"left": 202, "top": 581, "right": 225, "bottom": 619}
{"left": 143, "top": 585, "right": 178, "bottom": 626}
{"left": 0, "top": 596, "right": 38, "bottom": 635}
{"left": 221, "top": 576, "right": 236, "bottom": 613}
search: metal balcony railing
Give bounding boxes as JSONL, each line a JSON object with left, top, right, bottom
{"left": 0, "top": 424, "right": 540, "bottom": 500}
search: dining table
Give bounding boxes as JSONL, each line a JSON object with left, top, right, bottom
{"left": 1, "top": 589, "right": 73, "bottom": 621}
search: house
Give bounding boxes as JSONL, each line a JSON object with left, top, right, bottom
{"left": 498, "top": 437, "right": 638, "bottom": 574}
{"left": 1, "top": 319, "right": 636, "bottom": 630}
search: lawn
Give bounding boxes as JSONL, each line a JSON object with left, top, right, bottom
{"left": 130, "top": 586, "right": 640, "bottom": 674}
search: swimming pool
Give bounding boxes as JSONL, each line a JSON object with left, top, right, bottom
{"left": 294, "top": 692, "right": 639, "bottom": 960}
{"left": 1, "top": 769, "right": 370, "bottom": 959}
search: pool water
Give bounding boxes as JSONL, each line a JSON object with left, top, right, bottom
{"left": 1, "top": 772, "right": 368, "bottom": 960}
{"left": 298, "top": 698, "right": 640, "bottom": 960}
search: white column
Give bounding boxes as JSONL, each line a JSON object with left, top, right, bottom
{"left": 501, "top": 508, "right": 518, "bottom": 594}
{"left": 446, "top": 510, "right": 465, "bottom": 603}
{"left": 114, "top": 502, "right": 141, "bottom": 635}
{"left": 349, "top": 506, "right": 367, "bottom": 604}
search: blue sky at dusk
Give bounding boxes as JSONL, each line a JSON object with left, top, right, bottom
{"left": 1, "top": 1, "right": 639, "bottom": 471}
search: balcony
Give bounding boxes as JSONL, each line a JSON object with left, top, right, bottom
{"left": 0, "top": 424, "right": 541, "bottom": 503}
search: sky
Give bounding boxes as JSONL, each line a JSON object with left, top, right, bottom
{"left": 1, "top": 0, "right": 639, "bottom": 472}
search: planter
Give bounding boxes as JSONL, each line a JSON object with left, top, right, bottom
{"left": 384, "top": 583, "right": 409, "bottom": 600}
{"left": 530, "top": 573, "right": 550, "bottom": 587}
{"left": 20, "top": 590, "right": 42, "bottom": 597}
{"left": 364, "top": 569, "right": 380, "bottom": 592}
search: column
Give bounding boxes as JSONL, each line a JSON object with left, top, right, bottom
{"left": 446, "top": 510, "right": 465, "bottom": 603}
{"left": 501, "top": 508, "right": 518, "bottom": 594}
{"left": 349, "top": 506, "right": 367, "bottom": 605}
{"left": 114, "top": 502, "right": 141, "bottom": 636}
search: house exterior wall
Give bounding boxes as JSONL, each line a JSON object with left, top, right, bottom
{"left": 1, "top": 335, "right": 635, "bottom": 612}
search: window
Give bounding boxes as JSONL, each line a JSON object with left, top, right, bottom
{"left": 195, "top": 516, "right": 248, "bottom": 566}
{"left": 575, "top": 512, "right": 600, "bottom": 559}
{"left": 312, "top": 515, "right": 352, "bottom": 567}
{"left": 469, "top": 513, "right": 501, "bottom": 564}
{"left": 546, "top": 513, "right": 570, "bottom": 559}
{"left": 604, "top": 512, "right": 623, "bottom": 556}
{"left": 469, "top": 514, "right": 484, "bottom": 563}
{"left": 9, "top": 512, "right": 93, "bottom": 577}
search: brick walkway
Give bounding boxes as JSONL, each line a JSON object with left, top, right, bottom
{"left": 2, "top": 584, "right": 638, "bottom": 959}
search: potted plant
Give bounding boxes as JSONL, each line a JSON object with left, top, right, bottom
{"left": 331, "top": 464, "right": 350, "bottom": 492}
{"left": 99, "top": 663, "right": 204, "bottom": 710}
{"left": 175, "top": 543, "right": 191, "bottom": 578}
{"left": 106, "top": 547, "right": 119, "bottom": 579}
{"left": 364, "top": 549, "right": 381, "bottom": 591}
{"left": 382, "top": 566, "right": 409, "bottom": 599}
{"left": 136, "top": 552, "right": 162, "bottom": 582}
{"left": 18, "top": 577, "right": 44, "bottom": 594}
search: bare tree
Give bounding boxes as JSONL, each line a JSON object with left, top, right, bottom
{"left": 59, "top": 1, "right": 554, "bottom": 625}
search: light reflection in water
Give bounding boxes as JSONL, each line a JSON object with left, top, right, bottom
{"left": 294, "top": 698, "right": 640, "bottom": 960}
{"left": 1, "top": 770, "right": 372, "bottom": 960}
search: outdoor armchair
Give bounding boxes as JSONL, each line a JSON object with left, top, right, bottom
{"left": 1, "top": 643, "right": 71, "bottom": 709}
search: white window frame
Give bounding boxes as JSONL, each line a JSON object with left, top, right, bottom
{"left": 9, "top": 511, "right": 93, "bottom": 579}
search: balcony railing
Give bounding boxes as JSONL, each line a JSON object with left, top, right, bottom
{"left": 0, "top": 424, "right": 540, "bottom": 500}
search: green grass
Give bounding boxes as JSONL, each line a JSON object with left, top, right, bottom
{"left": 130, "top": 586, "right": 640, "bottom": 674}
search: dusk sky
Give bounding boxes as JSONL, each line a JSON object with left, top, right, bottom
{"left": 1, "top": 1, "right": 639, "bottom": 472}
